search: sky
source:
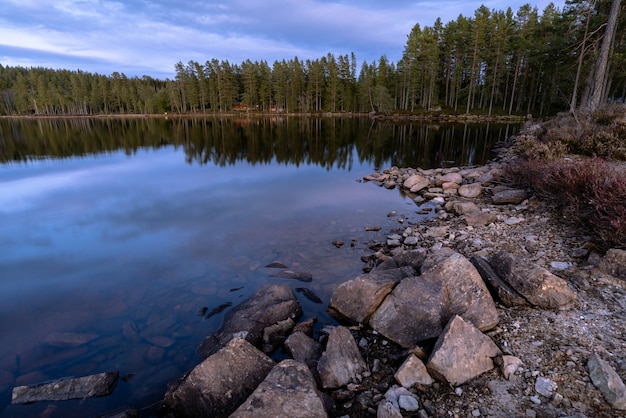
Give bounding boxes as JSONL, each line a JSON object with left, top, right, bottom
{"left": 1, "top": 0, "right": 566, "bottom": 80}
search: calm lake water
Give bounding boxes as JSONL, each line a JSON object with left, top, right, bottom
{"left": 0, "top": 117, "right": 518, "bottom": 417}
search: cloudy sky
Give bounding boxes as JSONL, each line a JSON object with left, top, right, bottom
{"left": 1, "top": 0, "right": 566, "bottom": 79}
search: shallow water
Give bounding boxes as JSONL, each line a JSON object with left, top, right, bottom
{"left": 0, "top": 117, "right": 517, "bottom": 416}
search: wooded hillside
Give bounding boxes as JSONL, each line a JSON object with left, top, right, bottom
{"left": 1, "top": 1, "right": 624, "bottom": 117}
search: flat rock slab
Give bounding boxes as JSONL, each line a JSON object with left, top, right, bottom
{"left": 426, "top": 315, "right": 501, "bottom": 386}
{"left": 317, "top": 326, "right": 367, "bottom": 389}
{"left": 12, "top": 371, "right": 119, "bottom": 404}
{"left": 165, "top": 338, "right": 274, "bottom": 418}
{"left": 230, "top": 359, "right": 328, "bottom": 418}
{"left": 470, "top": 256, "right": 528, "bottom": 307}
{"left": 489, "top": 251, "right": 576, "bottom": 309}
{"left": 197, "top": 283, "right": 302, "bottom": 358}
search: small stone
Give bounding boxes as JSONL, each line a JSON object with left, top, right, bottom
{"left": 526, "top": 409, "right": 537, "bottom": 418}
{"left": 551, "top": 392, "right": 564, "bottom": 406}
{"left": 404, "top": 236, "right": 420, "bottom": 246}
{"left": 535, "top": 377, "right": 557, "bottom": 398}
{"left": 455, "top": 387, "right": 463, "bottom": 396}
{"left": 472, "top": 409, "right": 481, "bottom": 417}
{"left": 530, "top": 395, "right": 541, "bottom": 405}
{"left": 398, "top": 394, "right": 420, "bottom": 411}
{"left": 332, "top": 240, "right": 345, "bottom": 248}
{"left": 550, "top": 261, "right": 573, "bottom": 270}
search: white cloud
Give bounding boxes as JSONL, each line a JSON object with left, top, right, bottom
{"left": 0, "top": 0, "right": 567, "bottom": 78}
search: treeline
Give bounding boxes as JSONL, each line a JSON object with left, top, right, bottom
{"left": 0, "top": 1, "right": 624, "bottom": 117}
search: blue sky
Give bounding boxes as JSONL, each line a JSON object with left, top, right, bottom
{"left": 1, "top": 0, "right": 565, "bottom": 79}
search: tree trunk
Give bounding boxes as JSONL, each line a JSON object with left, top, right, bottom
{"left": 588, "top": 0, "right": 621, "bottom": 112}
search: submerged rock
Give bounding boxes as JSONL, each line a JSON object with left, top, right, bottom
{"left": 12, "top": 371, "right": 119, "bottom": 404}
{"left": 197, "top": 283, "right": 302, "bottom": 358}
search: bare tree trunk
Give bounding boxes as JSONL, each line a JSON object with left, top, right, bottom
{"left": 571, "top": 2, "right": 593, "bottom": 112}
{"left": 588, "top": 0, "right": 622, "bottom": 112}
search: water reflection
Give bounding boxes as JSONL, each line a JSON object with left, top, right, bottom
{"left": 0, "top": 117, "right": 518, "bottom": 417}
{"left": 0, "top": 117, "right": 515, "bottom": 169}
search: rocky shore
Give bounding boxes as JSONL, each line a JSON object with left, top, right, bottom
{"left": 11, "top": 125, "right": 626, "bottom": 417}
{"left": 159, "top": 124, "right": 625, "bottom": 417}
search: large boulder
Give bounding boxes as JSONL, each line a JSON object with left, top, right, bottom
{"left": 328, "top": 270, "right": 404, "bottom": 324}
{"left": 426, "top": 316, "right": 501, "bottom": 386}
{"left": 230, "top": 360, "right": 328, "bottom": 418}
{"left": 489, "top": 251, "right": 576, "bottom": 309}
{"left": 165, "top": 338, "right": 274, "bottom": 418}
{"left": 317, "top": 326, "right": 367, "bottom": 389}
{"left": 197, "top": 283, "right": 302, "bottom": 358}
{"left": 369, "top": 250, "right": 498, "bottom": 347}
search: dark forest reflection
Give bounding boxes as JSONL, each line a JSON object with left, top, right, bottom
{"left": 0, "top": 117, "right": 518, "bottom": 169}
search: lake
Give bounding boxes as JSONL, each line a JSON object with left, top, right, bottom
{"left": 0, "top": 116, "right": 518, "bottom": 417}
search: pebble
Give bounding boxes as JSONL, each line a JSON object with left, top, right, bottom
{"left": 530, "top": 395, "right": 541, "bottom": 405}
{"left": 455, "top": 387, "right": 463, "bottom": 396}
{"left": 472, "top": 409, "right": 481, "bottom": 417}
{"left": 398, "top": 394, "right": 420, "bottom": 411}
{"left": 526, "top": 409, "right": 537, "bottom": 417}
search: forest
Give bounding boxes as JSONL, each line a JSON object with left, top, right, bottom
{"left": 0, "top": 0, "right": 624, "bottom": 117}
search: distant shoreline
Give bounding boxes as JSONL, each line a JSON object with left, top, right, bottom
{"left": 0, "top": 112, "right": 526, "bottom": 123}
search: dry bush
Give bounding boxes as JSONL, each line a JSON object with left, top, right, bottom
{"left": 504, "top": 157, "right": 626, "bottom": 250}
{"left": 532, "top": 104, "right": 626, "bottom": 160}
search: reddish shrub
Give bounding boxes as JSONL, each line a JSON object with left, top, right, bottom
{"left": 504, "top": 157, "right": 626, "bottom": 250}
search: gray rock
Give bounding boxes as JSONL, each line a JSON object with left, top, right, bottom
{"left": 197, "top": 283, "right": 302, "bottom": 358}
{"left": 370, "top": 250, "right": 498, "bottom": 347}
{"left": 598, "top": 248, "right": 626, "bottom": 279}
{"left": 587, "top": 353, "right": 626, "bottom": 410}
{"left": 12, "top": 371, "right": 119, "bottom": 404}
{"left": 464, "top": 211, "right": 497, "bottom": 227}
{"left": 426, "top": 315, "right": 502, "bottom": 386}
{"left": 458, "top": 183, "right": 483, "bottom": 198}
{"left": 317, "top": 326, "right": 367, "bottom": 389}
{"left": 489, "top": 251, "right": 576, "bottom": 309}
{"left": 284, "top": 331, "right": 322, "bottom": 369}
{"left": 424, "top": 226, "right": 448, "bottom": 238}
{"left": 492, "top": 189, "right": 528, "bottom": 205}
{"left": 230, "top": 359, "right": 328, "bottom": 418}
{"left": 269, "top": 270, "right": 313, "bottom": 282}
{"left": 394, "top": 354, "right": 434, "bottom": 387}
{"left": 328, "top": 270, "right": 404, "bottom": 324}
{"left": 436, "top": 172, "right": 462, "bottom": 186}
{"left": 420, "top": 250, "right": 500, "bottom": 332}
{"left": 470, "top": 256, "right": 528, "bottom": 307}
{"left": 369, "top": 275, "right": 445, "bottom": 346}
{"left": 43, "top": 332, "right": 99, "bottom": 347}
{"left": 445, "top": 201, "right": 480, "bottom": 215}
{"left": 404, "top": 236, "right": 420, "bottom": 246}
{"left": 403, "top": 174, "right": 430, "bottom": 192}
{"left": 535, "top": 377, "right": 558, "bottom": 398}
{"left": 377, "top": 400, "right": 403, "bottom": 418}
{"left": 398, "top": 394, "right": 420, "bottom": 411}
{"left": 497, "top": 355, "right": 524, "bottom": 380}
{"left": 165, "top": 338, "right": 274, "bottom": 418}
{"left": 262, "top": 317, "right": 296, "bottom": 353}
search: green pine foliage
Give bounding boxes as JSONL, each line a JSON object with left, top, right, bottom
{"left": 0, "top": 1, "right": 624, "bottom": 116}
